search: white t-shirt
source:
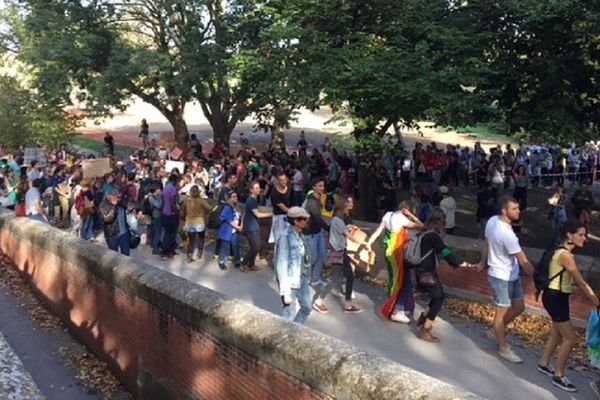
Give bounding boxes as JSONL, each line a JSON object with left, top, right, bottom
{"left": 485, "top": 215, "right": 522, "bottom": 281}
{"left": 25, "top": 187, "right": 41, "bottom": 215}
{"left": 292, "top": 170, "right": 303, "bottom": 192}
{"left": 383, "top": 211, "right": 411, "bottom": 232}
{"left": 439, "top": 196, "right": 456, "bottom": 229}
{"left": 27, "top": 169, "right": 43, "bottom": 182}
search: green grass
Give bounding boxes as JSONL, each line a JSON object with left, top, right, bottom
{"left": 455, "top": 124, "right": 496, "bottom": 138}
{"left": 70, "top": 136, "right": 133, "bottom": 154}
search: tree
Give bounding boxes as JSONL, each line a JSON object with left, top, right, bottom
{"left": 0, "top": 73, "right": 76, "bottom": 151}
{"left": 467, "top": 0, "right": 600, "bottom": 144}
{"left": 278, "top": 0, "right": 489, "bottom": 220}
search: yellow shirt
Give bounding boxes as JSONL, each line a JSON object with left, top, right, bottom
{"left": 547, "top": 249, "right": 573, "bottom": 293}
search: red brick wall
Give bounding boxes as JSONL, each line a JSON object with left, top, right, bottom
{"left": 437, "top": 263, "right": 593, "bottom": 321}
{"left": 0, "top": 229, "right": 331, "bottom": 400}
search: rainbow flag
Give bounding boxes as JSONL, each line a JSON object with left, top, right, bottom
{"left": 380, "top": 228, "right": 408, "bottom": 320}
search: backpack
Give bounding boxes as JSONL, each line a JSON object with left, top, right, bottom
{"left": 404, "top": 230, "right": 434, "bottom": 268}
{"left": 208, "top": 203, "right": 225, "bottom": 229}
{"left": 534, "top": 245, "right": 567, "bottom": 292}
{"left": 142, "top": 196, "right": 153, "bottom": 216}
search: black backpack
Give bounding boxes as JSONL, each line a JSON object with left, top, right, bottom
{"left": 533, "top": 245, "right": 567, "bottom": 292}
{"left": 207, "top": 203, "right": 225, "bottom": 229}
{"left": 142, "top": 196, "right": 153, "bottom": 216}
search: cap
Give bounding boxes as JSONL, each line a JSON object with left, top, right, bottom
{"left": 287, "top": 206, "right": 309, "bottom": 219}
{"left": 439, "top": 185, "right": 449, "bottom": 194}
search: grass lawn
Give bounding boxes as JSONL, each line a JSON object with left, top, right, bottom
{"left": 455, "top": 124, "right": 496, "bottom": 137}
{"left": 70, "top": 136, "right": 133, "bottom": 154}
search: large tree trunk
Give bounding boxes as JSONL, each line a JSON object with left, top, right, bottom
{"left": 200, "top": 101, "right": 236, "bottom": 153}
{"left": 357, "top": 164, "right": 379, "bottom": 222}
{"left": 270, "top": 123, "right": 285, "bottom": 151}
{"left": 165, "top": 109, "right": 190, "bottom": 154}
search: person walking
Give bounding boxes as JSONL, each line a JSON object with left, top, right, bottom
{"left": 303, "top": 178, "right": 331, "bottom": 314}
{"left": 329, "top": 198, "right": 369, "bottom": 313}
{"left": 367, "top": 200, "right": 423, "bottom": 322}
{"left": 217, "top": 191, "right": 242, "bottom": 270}
{"left": 413, "top": 207, "right": 474, "bottom": 342}
{"left": 160, "top": 173, "right": 179, "bottom": 260}
{"left": 438, "top": 185, "right": 456, "bottom": 234}
{"left": 147, "top": 183, "right": 163, "bottom": 255}
{"left": 99, "top": 189, "right": 131, "bottom": 256}
{"left": 242, "top": 181, "right": 272, "bottom": 272}
{"left": 25, "top": 178, "right": 49, "bottom": 224}
{"left": 275, "top": 206, "right": 312, "bottom": 324}
{"left": 538, "top": 221, "right": 599, "bottom": 392}
{"left": 140, "top": 119, "right": 149, "bottom": 149}
{"left": 478, "top": 196, "right": 535, "bottom": 363}
{"left": 268, "top": 171, "right": 291, "bottom": 246}
{"left": 181, "top": 185, "right": 213, "bottom": 262}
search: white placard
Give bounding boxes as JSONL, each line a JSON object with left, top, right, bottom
{"left": 165, "top": 160, "right": 185, "bottom": 173}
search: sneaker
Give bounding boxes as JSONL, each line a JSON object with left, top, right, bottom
{"left": 344, "top": 305, "right": 363, "bottom": 314}
{"left": 218, "top": 263, "right": 227, "bottom": 271}
{"left": 311, "top": 278, "right": 330, "bottom": 287}
{"left": 213, "top": 254, "right": 220, "bottom": 261}
{"left": 390, "top": 311, "right": 411, "bottom": 324}
{"left": 498, "top": 348, "right": 523, "bottom": 363}
{"left": 590, "top": 380, "right": 600, "bottom": 398}
{"left": 241, "top": 264, "right": 257, "bottom": 273}
{"left": 234, "top": 262, "right": 241, "bottom": 268}
{"left": 537, "top": 364, "right": 556, "bottom": 377}
{"left": 312, "top": 302, "right": 330, "bottom": 314}
{"left": 552, "top": 376, "right": 577, "bottom": 392}
{"left": 340, "top": 285, "right": 357, "bottom": 299}
{"left": 152, "top": 249, "right": 159, "bottom": 255}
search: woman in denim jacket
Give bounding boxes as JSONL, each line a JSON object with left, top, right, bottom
{"left": 275, "top": 206, "right": 312, "bottom": 324}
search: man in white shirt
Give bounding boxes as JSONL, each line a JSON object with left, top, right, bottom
{"left": 438, "top": 186, "right": 456, "bottom": 234}
{"left": 25, "top": 178, "right": 48, "bottom": 224}
{"left": 478, "top": 196, "right": 534, "bottom": 363}
{"left": 27, "top": 160, "right": 43, "bottom": 183}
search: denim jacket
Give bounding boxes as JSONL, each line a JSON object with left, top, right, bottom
{"left": 275, "top": 225, "right": 308, "bottom": 296}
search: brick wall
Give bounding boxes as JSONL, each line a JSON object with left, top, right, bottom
{"left": 438, "top": 262, "right": 593, "bottom": 322}
{"left": 0, "top": 230, "right": 331, "bottom": 400}
{"left": 0, "top": 211, "right": 481, "bottom": 400}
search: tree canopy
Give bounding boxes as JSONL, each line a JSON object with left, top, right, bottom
{"left": 2, "top": 0, "right": 600, "bottom": 151}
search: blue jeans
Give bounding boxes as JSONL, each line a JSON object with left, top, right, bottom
{"left": 397, "top": 267, "right": 414, "bottom": 311}
{"left": 27, "top": 214, "right": 48, "bottom": 224}
{"left": 106, "top": 232, "right": 131, "bottom": 256}
{"left": 282, "top": 273, "right": 312, "bottom": 324}
{"left": 151, "top": 217, "right": 163, "bottom": 251}
{"left": 80, "top": 215, "right": 95, "bottom": 240}
{"left": 306, "top": 231, "right": 326, "bottom": 282}
{"left": 219, "top": 232, "right": 241, "bottom": 265}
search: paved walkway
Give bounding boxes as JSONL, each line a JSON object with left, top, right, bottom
{"left": 127, "top": 238, "right": 597, "bottom": 400}
{"left": 0, "top": 331, "right": 44, "bottom": 400}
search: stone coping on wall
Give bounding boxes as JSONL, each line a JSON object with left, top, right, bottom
{"left": 0, "top": 210, "right": 483, "bottom": 400}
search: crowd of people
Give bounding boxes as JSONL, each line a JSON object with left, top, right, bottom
{"left": 0, "top": 125, "right": 599, "bottom": 395}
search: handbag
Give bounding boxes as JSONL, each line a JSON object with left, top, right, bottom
{"left": 326, "top": 250, "right": 344, "bottom": 265}
{"left": 130, "top": 230, "right": 141, "bottom": 249}
{"left": 417, "top": 271, "right": 439, "bottom": 287}
{"left": 15, "top": 202, "right": 26, "bottom": 217}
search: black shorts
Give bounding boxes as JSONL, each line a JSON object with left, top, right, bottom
{"left": 542, "top": 289, "right": 571, "bottom": 323}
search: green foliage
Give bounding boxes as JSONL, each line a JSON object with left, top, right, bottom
{"left": 0, "top": 74, "right": 75, "bottom": 151}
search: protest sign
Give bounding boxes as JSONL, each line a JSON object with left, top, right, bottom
{"left": 170, "top": 146, "right": 183, "bottom": 160}
{"left": 82, "top": 158, "right": 112, "bottom": 178}
{"left": 24, "top": 147, "right": 47, "bottom": 167}
{"left": 165, "top": 160, "right": 185, "bottom": 173}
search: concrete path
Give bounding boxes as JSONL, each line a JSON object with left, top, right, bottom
{"left": 0, "top": 284, "right": 121, "bottom": 399}
{"left": 126, "top": 238, "right": 597, "bottom": 400}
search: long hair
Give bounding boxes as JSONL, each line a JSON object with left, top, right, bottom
{"left": 424, "top": 206, "right": 446, "bottom": 234}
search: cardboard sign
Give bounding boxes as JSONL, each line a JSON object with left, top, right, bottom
{"left": 165, "top": 160, "right": 185, "bottom": 173}
{"left": 346, "top": 227, "right": 376, "bottom": 268}
{"left": 24, "top": 147, "right": 47, "bottom": 167}
{"left": 170, "top": 146, "right": 183, "bottom": 160}
{"left": 82, "top": 158, "right": 112, "bottom": 178}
